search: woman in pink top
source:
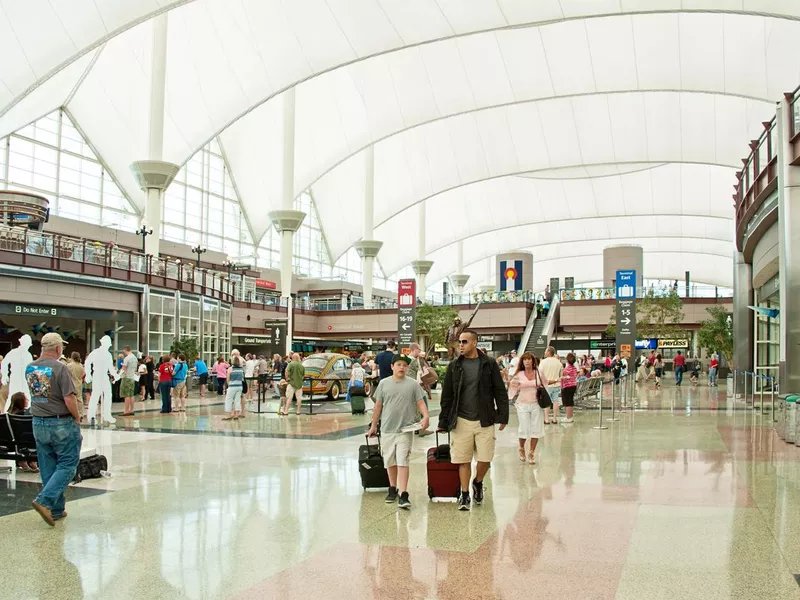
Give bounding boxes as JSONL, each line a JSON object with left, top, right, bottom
{"left": 560, "top": 352, "right": 578, "bottom": 423}
{"left": 214, "top": 357, "right": 230, "bottom": 396}
{"left": 509, "top": 352, "right": 545, "bottom": 465}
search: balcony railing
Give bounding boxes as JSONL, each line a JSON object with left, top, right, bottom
{"left": 559, "top": 285, "right": 732, "bottom": 301}
{"left": 734, "top": 84, "right": 800, "bottom": 251}
{"left": 734, "top": 117, "right": 777, "bottom": 251}
{"left": 0, "top": 225, "right": 236, "bottom": 303}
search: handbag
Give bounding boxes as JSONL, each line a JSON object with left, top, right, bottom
{"left": 534, "top": 369, "right": 553, "bottom": 409}
{"left": 420, "top": 361, "right": 439, "bottom": 386}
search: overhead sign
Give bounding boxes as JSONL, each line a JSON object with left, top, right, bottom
{"left": 255, "top": 279, "right": 277, "bottom": 290}
{"left": 397, "top": 279, "right": 416, "bottom": 346}
{"left": 477, "top": 341, "right": 493, "bottom": 351}
{"left": 635, "top": 339, "right": 658, "bottom": 349}
{"left": 234, "top": 323, "right": 286, "bottom": 347}
{"left": 0, "top": 302, "right": 136, "bottom": 323}
{"left": 615, "top": 269, "right": 637, "bottom": 359}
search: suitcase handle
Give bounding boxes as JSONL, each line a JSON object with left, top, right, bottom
{"left": 365, "top": 432, "right": 382, "bottom": 451}
{"left": 434, "top": 430, "right": 451, "bottom": 447}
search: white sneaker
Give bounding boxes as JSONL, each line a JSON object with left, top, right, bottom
{"left": 562, "top": 418, "right": 574, "bottom": 423}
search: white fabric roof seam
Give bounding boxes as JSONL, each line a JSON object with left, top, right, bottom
{"left": 3, "top": 8, "right": 793, "bottom": 223}
{"left": 1, "top": 3, "right": 793, "bottom": 289}
{"left": 0, "top": 1, "right": 193, "bottom": 120}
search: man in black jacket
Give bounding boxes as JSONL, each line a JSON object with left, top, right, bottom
{"left": 438, "top": 329, "right": 509, "bottom": 511}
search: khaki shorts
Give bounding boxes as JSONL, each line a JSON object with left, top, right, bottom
{"left": 450, "top": 417, "right": 496, "bottom": 464}
{"left": 120, "top": 378, "right": 135, "bottom": 398}
{"left": 174, "top": 381, "right": 187, "bottom": 397}
{"left": 381, "top": 432, "right": 414, "bottom": 468}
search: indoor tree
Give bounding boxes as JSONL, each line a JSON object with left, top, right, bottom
{"left": 170, "top": 337, "right": 200, "bottom": 366}
{"left": 415, "top": 304, "right": 458, "bottom": 352}
{"left": 697, "top": 305, "right": 733, "bottom": 367}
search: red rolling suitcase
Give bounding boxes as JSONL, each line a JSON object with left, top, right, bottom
{"left": 427, "top": 431, "right": 461, "bottom": 500}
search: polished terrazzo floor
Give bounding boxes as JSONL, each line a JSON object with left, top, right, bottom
{"left": 2, "top": 381, "right": 799, "bottom": 599}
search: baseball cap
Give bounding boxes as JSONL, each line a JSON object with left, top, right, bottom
{"left": 391, "top": 354, "right": 411, "bottom": 365}
{"left": 41, "top": 332, "right": 66, "bottom": 349}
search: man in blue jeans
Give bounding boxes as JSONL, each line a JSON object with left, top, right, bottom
{"left": 25, "top": 332, "right": 82, "bottom": 526}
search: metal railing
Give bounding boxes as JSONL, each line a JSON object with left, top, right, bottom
{"left": 0, "top": 224, "right": 237, "bottom": 302}
{"left": 559, "top": 285, "right": 732, "bottom": 301}
{"left": 732, "top": 369, "right": 777, "bottom": 422}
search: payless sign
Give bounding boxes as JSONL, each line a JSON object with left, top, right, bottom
{"left": 397, "top": 279, "right": 416, "bottom": 347}
{"left": 615, "top": 269, "right": 636, "bottom": 359}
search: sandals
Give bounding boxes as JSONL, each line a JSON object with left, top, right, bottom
{"left": 527, "top": 453, "right": 536, "bottom": 465}
{"left": 222, "top": 415, "right": 234, "bottom": 421}
{"left": 518, "top": 448, "right": 526, "bottom": 462}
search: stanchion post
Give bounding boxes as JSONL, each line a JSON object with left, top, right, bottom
{"left": 733, "top": 369, "right": 738, "bottom": 399}
{"left": 743, "top": 372, "right": 748, "bottom": 407}
{"left": 759, "top": 375, "right": 766, "bottom": 414}
{"left": 593, "top": 380, "right": 608, "bottom": 430}
{"left": 771, "top": 377, "right": 776, "bottom": 422}
{"left": 608, "top": 379, "right": 620, "bottom": 422}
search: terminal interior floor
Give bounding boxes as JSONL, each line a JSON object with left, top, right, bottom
{"left": 3, "top": 384, "right": 800, "bottom": 600}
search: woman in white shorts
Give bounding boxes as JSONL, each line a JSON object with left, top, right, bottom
{"left": 509, "top": 352, "right": 545, "bottom": 465}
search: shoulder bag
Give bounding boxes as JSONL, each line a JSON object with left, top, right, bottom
{"left": 420, "top": 359, "right": 439, "bottom": 386}
{"left": 534, "top": 368, "right": 553, "bottom": 409}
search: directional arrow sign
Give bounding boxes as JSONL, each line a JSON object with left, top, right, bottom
{"left": 397, "top": 279, "right": 417, "bottom": 347}
{"left": 615, "top": 271, "right": 637, "bottom": 359}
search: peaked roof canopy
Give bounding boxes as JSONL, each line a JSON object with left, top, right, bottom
{"left": 3, "top": 1, "right": 799, "bottom": 288}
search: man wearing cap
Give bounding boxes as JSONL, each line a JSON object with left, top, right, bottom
{"left": 367, "top": 354, "right": 429, "bottom": 509}
{"left": 25, "top": 332, "right": 82, "bottom": 526}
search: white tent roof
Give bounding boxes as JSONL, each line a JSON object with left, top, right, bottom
{"left": 4, "top": 2, "right": 800, "bottom": 287}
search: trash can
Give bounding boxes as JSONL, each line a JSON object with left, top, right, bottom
{"left": 786, "top": 395, "right": 798, "bottom": 444}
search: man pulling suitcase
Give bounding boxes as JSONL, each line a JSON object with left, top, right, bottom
{"left": 367, "top": 355, "right": 429, "bottom": 509}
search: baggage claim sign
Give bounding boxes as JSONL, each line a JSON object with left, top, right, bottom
{"left": 615, "top": 270, "right": 637, "bottom": 360}
{"left": 397, "top": 279, "right": 416, "bottom": 350}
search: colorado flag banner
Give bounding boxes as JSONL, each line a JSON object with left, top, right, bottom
{"left": 500, "top": 260, "right": 523, "bottom": 291}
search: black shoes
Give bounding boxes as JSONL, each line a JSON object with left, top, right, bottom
{"left": 398, "top": 492, "right": 411, "bottom": 509}
{"left": 385, "top": 487, "right": 398, "bottom": 503}
{"left": 458, "top": 492, "right": 471, "bottom": 511}
{"left": 472, "top": 479, "right": 484, "bottom": 505}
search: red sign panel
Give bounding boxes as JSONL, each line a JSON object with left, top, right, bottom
{"left": 255, "top": 279, "right": 277, "bottom": 290}
{"left": 398, "top": 279, "right": 416, "bottom": 307}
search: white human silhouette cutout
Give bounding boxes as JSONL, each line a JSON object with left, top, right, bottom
{"left": 84, "top": 336, "right": 117, "bottom": 425}
{"left": 2, "top": 334, "right": 33, "bottom": 411}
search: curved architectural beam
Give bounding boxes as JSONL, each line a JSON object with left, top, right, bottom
{"left": 5, "top": 2, "right": 800, "bottom": 128}
{"left": 0, "top": 1, "right": 193, "bottom": 119}
{"left": 39, "top": 10, "right": 793, "bottom": 233}
{"left": 307, "top": 92, "right": 764, "bottom": 260}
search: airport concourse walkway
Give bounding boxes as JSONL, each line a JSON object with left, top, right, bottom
{"left": 2, "top": 384, "right": 800, "bottom": 600}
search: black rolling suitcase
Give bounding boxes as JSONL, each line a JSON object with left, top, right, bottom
{"left": 359, "top": 434, "right": 390, "bottom": 491}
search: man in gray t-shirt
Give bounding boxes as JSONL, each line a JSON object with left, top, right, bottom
{"left": 457, "top": 355, "right": 481, "bottom": 421}
{"left": 367, "top": 354, "right": 429, "bottom": 509}
{"left": 26, "top": 332, "right": 82, "bottom": 526}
